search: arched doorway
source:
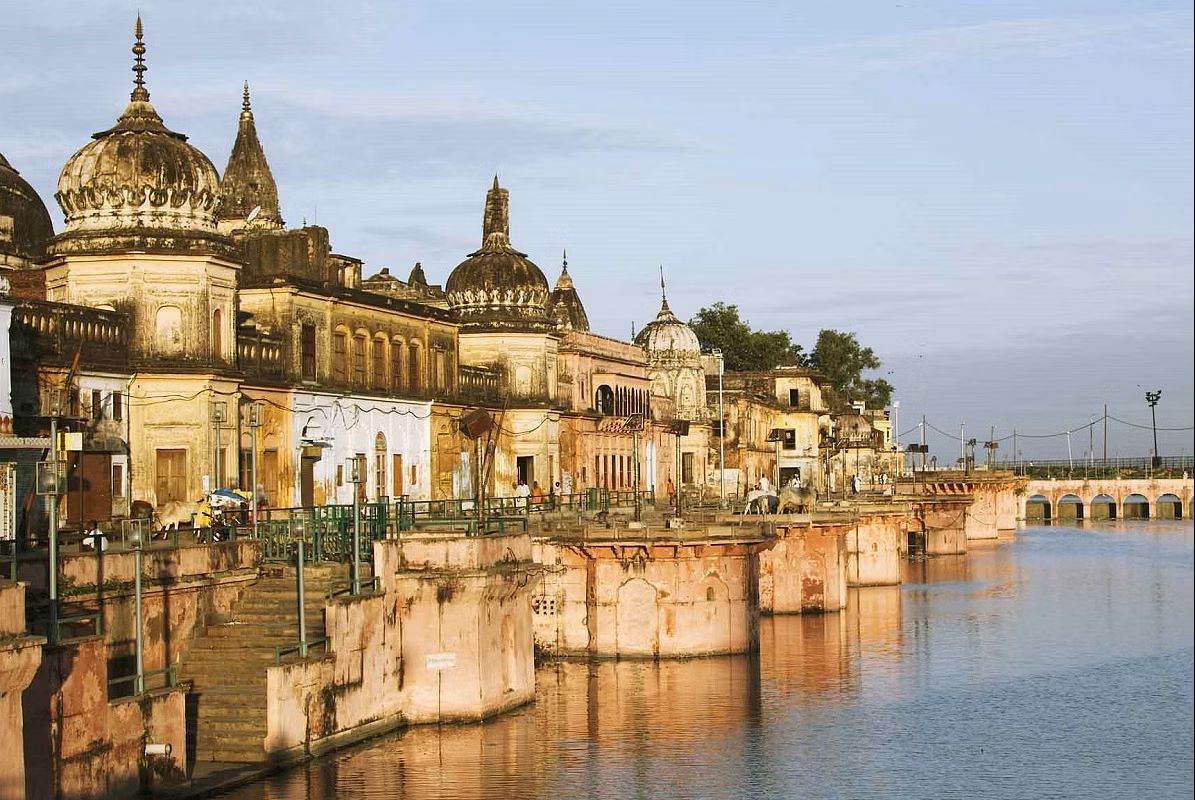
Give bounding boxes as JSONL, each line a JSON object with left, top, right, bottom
{"left": 1091, "top": 494, "right": 1117, "bottom": 521}
{"left": 1122, "top": 494, "right": 1150, "bottom": 520}
{"left": 616, "top": 578, "right": 658, "bottom": 657}
{"left": 1156, "top": 494, "right": 1183, "bottom": 520}
{"left": 1026, "top": 494, "right": 1051, "bottom": 522}
{"left": 1057, "top": 494, "right": 1084, "bottom": 521}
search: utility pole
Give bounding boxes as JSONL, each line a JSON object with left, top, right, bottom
{"left": 1013, "top": 428, "right": 1018, "bottom": 475}
{"left": 347, "top": 457, "right": 362, "bottom": 594}
{"left": 1102, "top": 403, "right": 1107, "bottom": 464}
{"left": 919, "top": 416, "right": 926, "bottom": 472}
{"left": 960, "top": 422, "right": 965, "bottom": 468}
{"left": 1066, "top": 430, "right": 1073, "bottom": 472}
{"left": 1145, "top": 390, "right": 1162, "bottom": 467}
{"left": 714, "top": 349, "right": 725, "bottom": 507}
{"left": 41, "top": 388, "right": 65, "bottom": 645}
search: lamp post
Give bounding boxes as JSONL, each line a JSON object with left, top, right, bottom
{"left": 292, "top": 515, "right": 308, "bottom": 658}
{"left": 248, "top": 401, "right": 264, "bottom": 533}
{"left": 1146, "top": 390, "right": 1162, "bottom": 467}
{"left": 712, "top": 348, "right": 725, "bottom": 507}
{"left": 210, "top": 400, "right": 227, "bottom": 491}
{"left": 628, "top": 414, "right": 645, "bottom": 522}
{"left": 129, "top": 523, "right": 145, "bottom": 694}
{"left": 346, "top": 457, "right": 362, "bottom": 595}
{"left": 38, "top": 389, "right": 66, "bottom": 644}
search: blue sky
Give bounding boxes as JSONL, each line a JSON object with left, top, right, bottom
{"left": 3, "top": 0, "right": 1191, "bottom": 460}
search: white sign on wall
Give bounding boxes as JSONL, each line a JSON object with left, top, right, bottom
{"left": 425, "top": 652, "right": 457, "bottom": 671}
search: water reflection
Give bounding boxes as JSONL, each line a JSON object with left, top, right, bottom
{"left": 218, "top": 522, "right": 1193, "bottom": 800}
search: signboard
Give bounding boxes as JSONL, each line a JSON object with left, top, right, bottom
{"left": 425, "top": 652, "right": 457, "bottom": 671}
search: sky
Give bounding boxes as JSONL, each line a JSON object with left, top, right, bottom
{"left": 2, "top": 0, "right": 1192, "bottom": 462}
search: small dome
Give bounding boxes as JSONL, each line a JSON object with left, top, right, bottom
{"left": 53, "top": 19, "right": 222, "bottom": 244}
{"left": 634, "top": 296, "right": 700, "bottom": 354}
{"left": 545, "top": 251, "right": 590, "bottom": 332}
{"left": 0, "top": 152, "right": 54, "bottom": 266}
{"left": 445, "top": 177, "right": 550, "bottom": 330}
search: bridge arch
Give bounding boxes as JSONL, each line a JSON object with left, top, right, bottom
{"left": 1090, "top": 494, "right": 1117, "bottom": 521}
{"left": 1057, "top": 494, "right": 1084, "bottom": 521}
{"left": 1122, "top": 494, "right": 1150, "bottom": 520}
{"left": 1156, "top": 494, "right": 1183, "bottom": 520}
{"left": 1025, "top": 494, "right": 1052, "bottom": 522}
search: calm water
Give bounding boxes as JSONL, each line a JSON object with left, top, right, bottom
{"left": 217, "top": 521, "right": 1194, "bottom": 800}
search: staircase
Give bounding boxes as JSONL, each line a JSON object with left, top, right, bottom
{"left": 179, "top": 562, "right": 347, "bottom": 763}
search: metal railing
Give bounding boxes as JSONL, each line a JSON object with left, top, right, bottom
{"left": 108, "top": 665, "right": 177, "bottom": 698}
{"left": 997, "top": 456, "right": 1192, "bottom": 480}
{"left": 275, "top": 637, "right": 329, "bottom": 665}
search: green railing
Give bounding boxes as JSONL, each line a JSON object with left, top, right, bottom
{"left": 108, "top": 665, "right": 178, "bottom": 698}
{"left": 274, "top": 637, "right": 329, "bottom": 665}
{"left": 328, "top": 575, "right": 381, "bottom": 598}
{"left": 56, "top": 609, "right": 102, "bottom": 642}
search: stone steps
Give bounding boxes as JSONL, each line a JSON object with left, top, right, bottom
{"left": 180, "top": 564, "right": 349, "bottom": 763}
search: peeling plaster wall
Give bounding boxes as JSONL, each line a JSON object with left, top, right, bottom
{"left": 532, "top": 539, "right": 763, "bottom": 658}
{"left": 0, "top": 583, "right": 44, "bottom": 800}
{"left": 760, "top": 525, "right": 848, "bottom": 614}
{"left": 842, "top": 513, "right": 904, "bottom": 587}
{"left": 264, "top": 534, "right": 535, "bottom": 759}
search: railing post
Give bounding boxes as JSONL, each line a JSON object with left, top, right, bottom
{"left": 295, "top": 529, "right": 307, "bottom": 659}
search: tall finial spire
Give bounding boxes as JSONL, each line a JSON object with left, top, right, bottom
{"left": 562, "top": 249, "right": 569, "bottom": 273}
{"left": 242, "top": 81, "right": 252, "bottom": 114}
{"left": 659, "top": 265, "right": 669, "bottom": 309}
{"left": 482, "top": 176, "right": 510, "bottom": 245}
{"left": 131, "top": 14, "right": 149, "bottom": 103}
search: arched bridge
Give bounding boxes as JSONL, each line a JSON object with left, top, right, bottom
{"left": 1022, "top": 478, "right": 1193, "bottom": 522}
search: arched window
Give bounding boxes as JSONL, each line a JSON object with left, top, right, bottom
{"left": 595, "top": 385, "right": 614, "bottom": 415}
{"left": 352, "top": 333, "right": 367, "bottom": 385}
{"left": 211, "top": 308, "right": 223, "bottom": 359}
{"left": 155, "top": 306, "right": 183, "bottom": 353}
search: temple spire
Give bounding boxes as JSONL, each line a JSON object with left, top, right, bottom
{"left": 131, "top": 15, "right": 149, "bottom": 103}
{"left": 217, "top": 80, "right": 284, "bottom": 231}
{"left": 562, "top": 249, "right": 568, "bottom": 273}
{"left": 659, "top": 265, "right": 670, "bottom": 311}
{"left": 482, "top": 176, "right": 510, "bottom": 246}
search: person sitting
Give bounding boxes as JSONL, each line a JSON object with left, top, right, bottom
{"left": 81, "top": 519, "right": 108, "bottom": 551}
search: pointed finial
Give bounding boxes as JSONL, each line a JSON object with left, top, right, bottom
{"left": 562, "top": 249, "right": 569, "bottom": 273}
{"left": 131, "top": 14, "right": 150, "bottom": 102}
{"left": 242, "top": 81, "right": 252, "bottom": 113}
{"left": 659, "top": 265, "right": 668, "bottom": 304}
{"left": 492, "top": 174, "right": 500, "bottom": 190}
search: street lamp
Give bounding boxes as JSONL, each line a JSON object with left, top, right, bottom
{"left": 209, "top": 400, "right": 228, "bottom": 491}
{"left": 711, "top": 348, "right": 725, "bottom": 507}
{"left": 1146, "top": 390, "right": 1162, "bottom": 467}
{"left": 247, "top": 401, "right": 264, "bottom": 532}
{"left": 129, "top": 523, "right": 145, "bottom": 694}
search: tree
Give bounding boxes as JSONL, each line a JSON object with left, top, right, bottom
{"left": 689, "top": 303, "right": 805, "bottom": 372}
{"left": 809, "top": 329, "right": 894, "bottom": 409}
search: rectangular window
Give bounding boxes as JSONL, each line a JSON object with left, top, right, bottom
{"left": 336, "top": 464, "right": 344, "bottom": 487}
{"left": 355, "top": 453, "right": 367, "bottom": 500}
{"left": 782, "top": 429, "right": 797, "bottom": 451}
{"left": 91, "top": 390, "right": 103, "bottom": 420}
{"left": 408, "top": 346, "right": 421, "bottom": 391}
{"left": 393, "top": 454, "right": 404, "bottom": 496}
{"left": 410, "top": 464, "right": 417, "bottom": 488}
{"left": 261, "top": 450, "right": 278, "bottom": 507}
{"left": 434, "top": 350, "right": 447, "bottom": 391}
{"left": 390, "top": 343, "right": 404, "bottom": 392}
{"left": 332, "top": 333, "right": 348, "bottom": 382}
{"left": 789, "top": 388, "right": 800, "bottom": 407}
{"left": 300, "top": 324, "right": 317, "bottom": 381}
{"left": 112, "top": 391, "right": 122, "bottom": 421}
{"left": 111, "top": 463, "right": 124, "bottom": 497}
{"left": 352, "top": 336, "right": 366, "bottom": 386}
{"left": 372, "top": 340, "right": 386, "bottom": 389}
{"left": 155, "top": 449, "right": 187, "bottom": 504}
{"left": 375, "top": 452, "right": 387, "bottom": 501}
{"left": 681, "top": 452, "right": 695, "bottom": 484}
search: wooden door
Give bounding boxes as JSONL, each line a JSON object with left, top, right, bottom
{"left": 67, "top": 452, "right": 113, "bottom": 524}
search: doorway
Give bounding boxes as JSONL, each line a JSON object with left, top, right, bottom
{"left": 67, "top": 452, "right": 113, "bottom": 524}
{"left": 300, "top": 457, "right": 317, "bottom": 507}
{"left": 517, "top": 456, "right": 534, "bottom": 487}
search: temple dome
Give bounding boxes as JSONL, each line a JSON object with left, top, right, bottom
{"left": 53, "top": 19, "right": 222, "bottom": 245}
{"left": 445, "top": 177, "right": 550, "bottom": 331}
{"left": 634, "top": 296, "right": 701, "bottom": 354}
{"left": 545, "top": 251, "right": 590, "bottom": 332}
{"left": 0, "top": 152, "right": 54, "bottom": 267}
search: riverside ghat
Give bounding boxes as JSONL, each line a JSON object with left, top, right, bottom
{"left": 11, "top": 471, "right": 1184, "bottom": 799}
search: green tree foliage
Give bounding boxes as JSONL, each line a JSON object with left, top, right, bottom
{"left": 809, "top": 329, "right": 894, "bottom": 409}
{"left": 689, "top": 303, "right": 805, "bottom": 372}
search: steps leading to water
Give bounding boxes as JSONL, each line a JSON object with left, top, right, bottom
{"left": 179, "top": 562, "right": 348, "bottom": 763}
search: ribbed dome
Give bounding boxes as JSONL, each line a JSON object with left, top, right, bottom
{"left": 0, "top": 152, "right": 54, "bottom": 266}
{"left": 634, "top": 296, "right": 701, "bottom": 354}
{"left": 445, "top": 177, "right": 550, "bottom": 331}
{"left": 545, "top": 251, "right": 590, "bottom": 332}
{"left": 53, "top": 19, "right": 222, "bottom": 244}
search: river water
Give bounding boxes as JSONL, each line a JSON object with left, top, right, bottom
{"left": 216, "top": 521, "right": 1193, "bottom": 800}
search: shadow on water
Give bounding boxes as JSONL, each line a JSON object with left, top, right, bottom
{"left": 214, "top": 520, "right": 1194, "bottom": 800}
